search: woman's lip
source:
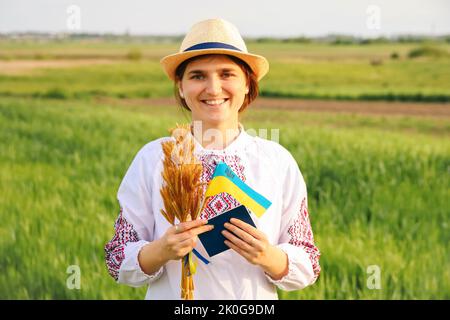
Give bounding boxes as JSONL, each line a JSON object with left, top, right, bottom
{"left": 200, "top": 98, "right": 229, "bottom": 106}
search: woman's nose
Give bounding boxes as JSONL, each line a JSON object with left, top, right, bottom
{"left": 205, "top": 75, "right": 222, "bottom": 95}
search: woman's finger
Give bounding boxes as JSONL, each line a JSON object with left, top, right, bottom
{"left": 229, "top": 218, "right": 264, "bottom": 240}
{"left": 175, "top": 224, "right": 214, "bottom": 242}
{"left": 224, "top": 239, "right": 252, "bottom": 260}
{"left": 223, "top": 222, "right": 255, "bottom": 247}
{"left": 174, "top": 218, "right": 208, "bottom": 234}
{"left": 177, "top": 235, "right": 198, "bottom": 249}
{"left": 170, "top": 239, "right": 195, "bottom": 259}
{"left": 222, "top": 229, "right": 253, "bottom": 252}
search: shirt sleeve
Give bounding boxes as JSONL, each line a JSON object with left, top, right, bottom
{"left": 104, "top": 143, "right": 164, "bottom": 287}
{"left": 265, "top": 152, "right": 321, "bottom": 291}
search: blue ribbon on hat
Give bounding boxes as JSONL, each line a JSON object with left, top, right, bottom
{"left": 183, "top": 42, "right": 242, "bottom": 52}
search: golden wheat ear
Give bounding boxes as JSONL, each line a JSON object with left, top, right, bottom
{"left": 159, "top": 123, "right": 204, "bottom": 300}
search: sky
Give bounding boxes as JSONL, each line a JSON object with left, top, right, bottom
{"left": 1, "top": 0, "right": 449, "bottom": 37}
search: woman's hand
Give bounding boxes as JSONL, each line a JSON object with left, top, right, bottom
{"left": 222, "top": 218, "right": 289, "bottom": 280}
{"left": 159, "top": 218, "right": 214, "bottom": 261}
{"left": 222, "top": 218, "right": 271, "bottom": 265}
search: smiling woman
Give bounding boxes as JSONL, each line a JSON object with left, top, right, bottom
{"left": 104, "top": 18, "right": 321, "bottom": 300}
{"left": 174, "top": 54, "right": 257, "bottom": 148}
{"left": 174, "top": 54, "right": 259, "bottom": 113}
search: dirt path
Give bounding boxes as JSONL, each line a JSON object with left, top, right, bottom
{"left": 0, "top": 59, "right": 116, "bottom": 75}
{"left": 98, "top": 97, "right": 450, "bottom": 118}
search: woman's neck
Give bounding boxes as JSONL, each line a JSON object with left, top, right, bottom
{"left": 191, "top": 121, "right": 241, "bottom": 150}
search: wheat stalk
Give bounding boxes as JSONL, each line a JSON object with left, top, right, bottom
{"left": 160, "top": 123, "right": 206, "bottom": 300}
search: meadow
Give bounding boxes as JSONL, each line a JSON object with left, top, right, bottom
{"left": 1, "top": 39, "right": 450, "bottom": 101}
{"left": 0, "top": 39, "right": 449, "bottom": 299}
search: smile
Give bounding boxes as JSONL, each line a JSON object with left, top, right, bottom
{"left": 201, "top": 98, "right": 229, "bottom": 106}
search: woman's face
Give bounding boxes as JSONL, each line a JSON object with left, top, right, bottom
{"left": 178, "top": 55, "right": 249, "bottom": 129}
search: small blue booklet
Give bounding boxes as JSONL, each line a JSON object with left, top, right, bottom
{"left": 198, "top": 205, "right": 256, "bottom": 257}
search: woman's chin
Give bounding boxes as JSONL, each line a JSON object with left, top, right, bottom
{"left": 196, "top": 111, "right": 229, "bottom": 123}
{"left": 205, "top": 116, "right": 227, "bottom": 125}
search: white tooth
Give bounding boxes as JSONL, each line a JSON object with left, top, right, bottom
{"left": 204, "top": 99, "right": 225, "bottom": 105}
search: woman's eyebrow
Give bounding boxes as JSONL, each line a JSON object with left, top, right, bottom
{"left": 187, "top": 70, "right": 204, "bottom": 75}
{"left": 220, "top": 68, "right": 238, "bottom": 73}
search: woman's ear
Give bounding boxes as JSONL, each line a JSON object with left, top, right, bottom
{"left": 177, "top": 82, "right": 185, "bottom": 98}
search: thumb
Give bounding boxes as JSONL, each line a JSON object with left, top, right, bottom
{"left": 186, "top": 213, "right": 192, "bottom": 222}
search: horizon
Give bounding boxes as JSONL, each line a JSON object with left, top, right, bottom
{"left": 1, "top": 0, "right": 449, "bottom": 38}
{"left": 1, "top": 31, "right": 449, "bottom": 40}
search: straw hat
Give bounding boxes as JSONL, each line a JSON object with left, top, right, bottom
{"left": 160, "top": 18, "right": 269, "bottom": 82}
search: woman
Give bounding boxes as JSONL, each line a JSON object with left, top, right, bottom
{"left": 104, "top": 18, "right": 320, "bottom": 300}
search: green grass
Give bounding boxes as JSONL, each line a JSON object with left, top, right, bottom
{"left": 261, "top": 59, "right": 450, "bottom": 102}
{"left": 0, "top": 97, "right": 448, "bottom": 299}
{"left": 1, "top": 41, "right": 449, "bottom": 102}
{"left": 408, "top": 45, "right": 450, "bottom": 59}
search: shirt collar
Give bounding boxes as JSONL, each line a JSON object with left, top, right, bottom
{"left": 190, "top": 122, "right": 252, "bottom": 154}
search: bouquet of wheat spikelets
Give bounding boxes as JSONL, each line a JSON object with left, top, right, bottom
{"left": 160, "top": 123, "right": 206, "bottom": 300}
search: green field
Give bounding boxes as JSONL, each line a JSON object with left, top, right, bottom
{"left": 0, "top": 96, "right": 448, "bottom": 299}
{"left": 0, "top": 39, "right": 449, "bottom": 299}
{"left": 1, "top": 40, "right": 449, "bottom": 102}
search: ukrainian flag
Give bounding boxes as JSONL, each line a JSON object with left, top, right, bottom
{"left": 204, "top": 162, "right": 271, "bottom": 217}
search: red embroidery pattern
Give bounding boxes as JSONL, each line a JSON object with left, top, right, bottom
{"left": 287, "top": 198, "right": 321, "bottom": 280}
{"left": 104, "top": 208, "right": 140, "bottom": 281}
{"left": 198, "top": 154, "right": 246, "bottom": 220}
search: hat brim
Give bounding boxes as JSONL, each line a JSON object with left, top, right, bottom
{"left": 160, "top": 48, "right": 269, "bottom": 82}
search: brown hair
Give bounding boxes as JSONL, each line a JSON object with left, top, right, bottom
{"left": 174, "top": 54, "right": 259, "bottom": 113}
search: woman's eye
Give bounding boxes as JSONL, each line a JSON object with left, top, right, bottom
{"left": 191, "top": 75, "right": 204, "bottom": 80}
{"left": 222, "top": 73, "right": 233, "bottom": 78}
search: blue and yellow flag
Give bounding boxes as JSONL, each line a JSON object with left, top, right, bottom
{"left": 204, "top": 162, "right": 271, "bottom": 218}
